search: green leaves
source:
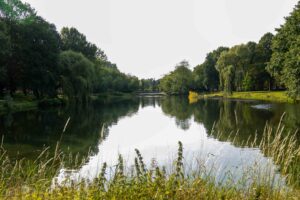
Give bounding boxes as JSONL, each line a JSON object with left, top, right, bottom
{"left": 61, "top": 27, "right": 106, "bottom": 61}
{"left": 0, "top": 20, "right": 10, "bottom": 93}
{"left": 282, "top": 38, "right": 300, "bottom": 99}
{"left": 193, "top": 47, "right": 229, "bottom": 92}
{"left": 159, "top": 61, "right": 193, "bottom": 95}
{"left": 0, "top": 0, "right": 36, "bottom": 22}
{"left": 0, "top": 0, "right": 140, "bottom": 98}
{"left": 59, "top": 50, "right": 94, "bottom": 103}
{"left": 267, "top": 2, "right": 300, "bottom": 99}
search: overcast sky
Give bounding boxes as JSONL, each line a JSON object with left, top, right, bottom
{"left": 22, "top": 0, "right": 298, "bottom": 79}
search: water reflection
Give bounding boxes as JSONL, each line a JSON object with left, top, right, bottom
{"left": 0, "top": 99, "right": 140, "bottom": 158}
{"left": 1, "top": 96, "right": 299, "bottom": 184}
{"left": 56, "top": 100, "right": 286, "bottom": 186}
{"left": 161, "top": 97, "right": 300, "bottom": 144}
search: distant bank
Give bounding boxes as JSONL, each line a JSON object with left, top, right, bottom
{"left": 189, "top": 91, "right": 300, "bottom": 103}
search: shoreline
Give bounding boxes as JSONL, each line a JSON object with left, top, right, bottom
{"left": 193, "top": 91, "right": 299, "bottom": 103}
{"left": 0, "top": 92, "right": 137, "bottom": 114}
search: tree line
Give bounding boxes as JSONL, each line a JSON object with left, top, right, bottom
{"left": 0, "top": 0, "right": 140, "bottom": 103}
{"left": 1, "top": 0, "right": 299, "bottom": 101}
{"left": 159, "top": 2, "right": 300, "bottom": 100}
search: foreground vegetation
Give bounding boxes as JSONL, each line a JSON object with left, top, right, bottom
{"left": 0, "top": 119, "right": 299, "bottom": 199}
{"left": 190, "top": 91, "right": 299, "bottom": 103}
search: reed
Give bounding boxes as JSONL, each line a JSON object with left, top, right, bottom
{"left": 0, "top": 121, "right": 299, "bottom": 199}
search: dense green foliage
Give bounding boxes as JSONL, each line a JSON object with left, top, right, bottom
{"left": 267, "top": 2, "right": 300, "bottom": 99}
{"left": 159, "top": 35, "right": 274, "bottom": 96}
{"left": 93, "top": 60, "right": 139, "bottom": 93}
{"left": 160, "top": 2, "right": 300, "bottom": 100}
{"left": 59, "top": 51, "right": 95, "bottom": 103}
{"left": 2, "top": 0, "right": 300, "bottom": 101}
{"left": 61, "top": 27, "right": 107, "bottom": 61}
{"left": 159, "top": 61, "right": 193, "bottom": 95}
{"left": 0, "top": 0, "right": 35, "bottom": 21}
{"left": 193, "top": 47, "right": 229, "bottom": 92}
{"left": 0, "top": 0, "right": 141, "bottom": 102}
{"left": 216, "top": 39, "right": 273, "bottom": 94}
{"left": 0, "top": 2, "right": 62, "bottom": 98}
{"left": 139, "top": 78, "right": 160, "bottom": 92}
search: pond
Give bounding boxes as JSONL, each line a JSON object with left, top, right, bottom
{"left": 1, "top": 97, "right": 299, "bottom": 185}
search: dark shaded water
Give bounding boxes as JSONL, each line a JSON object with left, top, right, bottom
{"left": 1, "top": 96, "right": 300, "bottom": 184}
{"left": 0, "top": 97, "right": 299, "bottom": 159}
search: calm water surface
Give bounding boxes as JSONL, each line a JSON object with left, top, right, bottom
{"left": 1, "top": 97, "right": 299, "bottom": 184}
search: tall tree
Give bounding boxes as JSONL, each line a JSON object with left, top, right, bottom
{"left": 217, "top": 44, "right": 257, "bottom": 92}
{"left": 0, "top": 0, "right": 35, "bottom": 21}
{"left": 192, "top": 64, "right": 205, "bottom": 91}
{"left": 252, "top": 32, "right": 274, "bottom": 90}
{"left": 1, "top": 15, "right": 61, "bottom": 98}
{"left": 216, "top": 49, "right": 237, "bottom": 92}
{"left": 60, "top": 27, "right": 107, "bottom": 61}
{"left": 59, "top": 50, "right": 95, "bottom": 103}
{"left": 0, "top": 0, "right": 36, "bottom": 95}
{"left": 281, "top": 38, "right": 300, "bottom": 99}
{"left": 0, "top": 20, "right": 10, "bottom": 96}
{"left": 267, "top": 2, "right": 300, "bottom": 98}
{"left": 193, "top": 47, "right": 229, "bottom": 92}
{"left": 160, "top": 61, "right": 193, "bottom": 94}
{"left": 0, "top": 0, "right": 141, "bottom": 99}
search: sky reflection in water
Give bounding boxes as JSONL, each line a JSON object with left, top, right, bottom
{"left": 56, "top": 103, "right": 285, "bottom": 187}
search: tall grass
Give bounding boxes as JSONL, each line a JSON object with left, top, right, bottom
{"left": 211, "top": 113, "right": 300, "bottom": 186}
{"left": 259, "top": 114, "right": 300, "bottom": 187}
{"left": 200, "top": 91, "right": 299, "bottom": 103}
{"left": 0, "top": 120, "right": 299, "bottom": 199}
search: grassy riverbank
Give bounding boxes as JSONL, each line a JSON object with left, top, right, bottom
{"left": 192, "top": 91, "right": 298, "bottom": 103}
{"left": 0, "top": 94, "right": 66, "bottom": 114}
{"left": 0, "top": 122, "right": 299, "bottom": 199}
{"left": 0, "top": 94, "right": 38, "bottom": 114}
{"left": 0, "top": 99, "right": 38, "bottom": 113}
{"left": 0, "top": 92, "right": 137, "bottom": 114}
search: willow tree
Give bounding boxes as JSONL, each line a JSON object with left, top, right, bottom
{"left": 59, "top": 51, "right": 95, "bottom": 103}
{"left": 217, "top": 43, "right": 262, "bottom": 92}
{"left": 216, "top": 49, "right": 237, "bottom": 92}
{"left": 193, "top": 47, "right": 229, "bottom": 92}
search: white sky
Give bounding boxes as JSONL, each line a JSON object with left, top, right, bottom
{"left": 22, "top": 0, "right": 298, "bottom": 79}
